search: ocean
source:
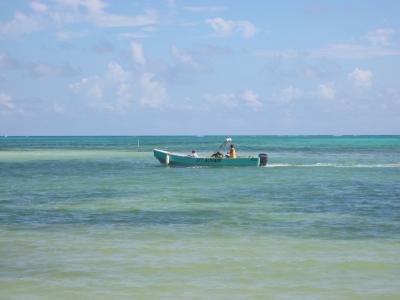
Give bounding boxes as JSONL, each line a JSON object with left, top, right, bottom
{"left": 1, "top": 136, "right": 399, "bottom": 299}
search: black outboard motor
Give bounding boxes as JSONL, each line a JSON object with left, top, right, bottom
{"left": 258, "top": 153, "right": 268, "bottom": 166}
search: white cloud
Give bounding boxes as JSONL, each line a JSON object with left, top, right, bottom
{"left": 278, "top": 86, "right": 303, "bottom": 104}
{"left": 311, "top": 43, "right": 400, "bottom": 59}
{"left": 88, "top": 82, "right": 104, "bottom": 100}
{"left": 204, "top": 93, "right": 237, "bottom": 108}
{"left": 30, "top": 1, "right": 48, "bottom": 13}
{"left": 254, "top": 50, "right": 299, "bottom": 59}
{"left": 0, "top": 52, "right": 19, "bottom": 70}
{"left": 237, "top": 21, "right": 258, "bottom": 38}
{"left": 363, "top": 28, "right": 395, "bottom": 46}
{"left": 206, "top": 18, "right": 235, "bottom": 36}
{"left": 204, "top": 90, "right": 262, "bottom": 109}
{"left": 379, "top": 88, "right": 400, "bottom": 105}
{"left": 55, "top": 0, "right": 108, "bottom": 13}
{"left": 0, "top": 2, "right": 154, "bottom": 39}
{"left": 69, "top": 77, "right": 87, "bottom": 93}
{"left": 70, "top": 40, "right": 168, "bottom": 111}
{"left": 139, "top": 73, "right": 167, "bottom": 108}
{"left": 348, "top": 68, "right": 373, "bottom": 87}
{"left": 116, "top": 83, "right": 133, "bottom": 103}
{"left": 206, "top": 17, "right": 257, "bottom": 38}
{"left": 1, "top": 52, "right": 77, "bottom": 77}
{"left": 0, "top": 92, "right": 15, "bottom": 110}
{"left": 53, "top": 1, "right": 158, "bottom": 27}
{"left": 71, "top": 77, "right": 105, "bottom": 105}
{"left": 22, "top": 0, "right": 158, "bottom": 31}
{"left": 142, "top": 26, "right": 158, "bottom": 33}
{"left": 257, "top": 43, "right": 400, "bottom": 60}
{"left": 130, "top": 42, "right": 146, "bottom": 65}
{"left": 31, "top": 63, "right": 78, "bottom": 77}
{"left": 165, "top": 0, "right": 176, "bottom": 8}
{"left": 184, "top": 6, "right": 226, "bottom": 13}
{"left": 0, "top": 12, "right": 43, "bottom": 37}
{"left": 241, "top": 89, "right": 262, "bottom": 110}
{"left": 33, "top": 64, "right": 57, "bottom": 77}
{"left": 256, "top": 28, "right": 400, "bottom": 60}
{"left": 318, "top": 83, "right": 336, "bottom": 100}
{"left": 56, "top": 30, "right": 89, "bottom": 40}
{"left": 70, "top": 70, "right": 134, "bottom": 112}
{"left": 90, "top": 9, "right": 158, "bottom": 28}
{"left": 171, "top": 46, "right": 202, "bottom": 69}
{"left": 53, "top": 103, "right": 65, "bottom": 113}
{"left": 107, "top": 61, "right": 128, "bottom": 82}
{"left": 119, "top": 32, "right": 150, "bottom": 39}
{"left": 311, "top": 27, "right": 398, "bottom": 59}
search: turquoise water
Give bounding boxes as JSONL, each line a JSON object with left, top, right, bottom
{"left": 1, "top": 136, "right": 400, "bottom": 299}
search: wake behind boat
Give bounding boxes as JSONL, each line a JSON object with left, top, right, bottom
{"left": 153, "top": 138, "right": 268, "bottom": 167}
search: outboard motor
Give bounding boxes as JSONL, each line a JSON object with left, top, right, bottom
{"left": 258, "top": 153, "right": 268, "bottom": 166}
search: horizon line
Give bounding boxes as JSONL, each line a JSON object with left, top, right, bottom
{"left": 2, "top": 134, "right": 400, "bottom": 137}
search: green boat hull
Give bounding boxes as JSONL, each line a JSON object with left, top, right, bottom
{"left": 153, "top": 149, "right": 262, "bottom": 167}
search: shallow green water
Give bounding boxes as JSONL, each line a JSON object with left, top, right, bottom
{"left": 1, "top": 136, "right": 400, "bottom": 299}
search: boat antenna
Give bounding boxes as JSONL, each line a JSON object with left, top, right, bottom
{"left": 217, "top": 137, "right": 232, "bottom": 154}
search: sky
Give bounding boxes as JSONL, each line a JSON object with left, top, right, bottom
{"left": 0, "top": 0, "right": 400, "bottom": 135}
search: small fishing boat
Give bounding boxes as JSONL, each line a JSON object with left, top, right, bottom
{"left": 153, "top": 138, "right": 268, "bottom": 167}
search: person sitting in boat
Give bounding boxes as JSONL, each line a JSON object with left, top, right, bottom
{"left": 229, "top": 144, "right": 237, "bottom": 158}
{"left": 211, "top": 151, "right": 223, "bottom": 158}
{"left": 190, "top": 149, "right": 198, "bottom": 158}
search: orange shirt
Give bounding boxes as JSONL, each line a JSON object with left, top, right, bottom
{"left": 229, "top": 147, "right": 237, "bottom": 158}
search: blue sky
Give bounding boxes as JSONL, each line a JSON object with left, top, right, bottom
{"left": 0, "top": 0, "right": 399, "bottom": 135}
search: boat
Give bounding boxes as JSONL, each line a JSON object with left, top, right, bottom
{"left": 153, "top": 138, "right": 268, "bottom": 167}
